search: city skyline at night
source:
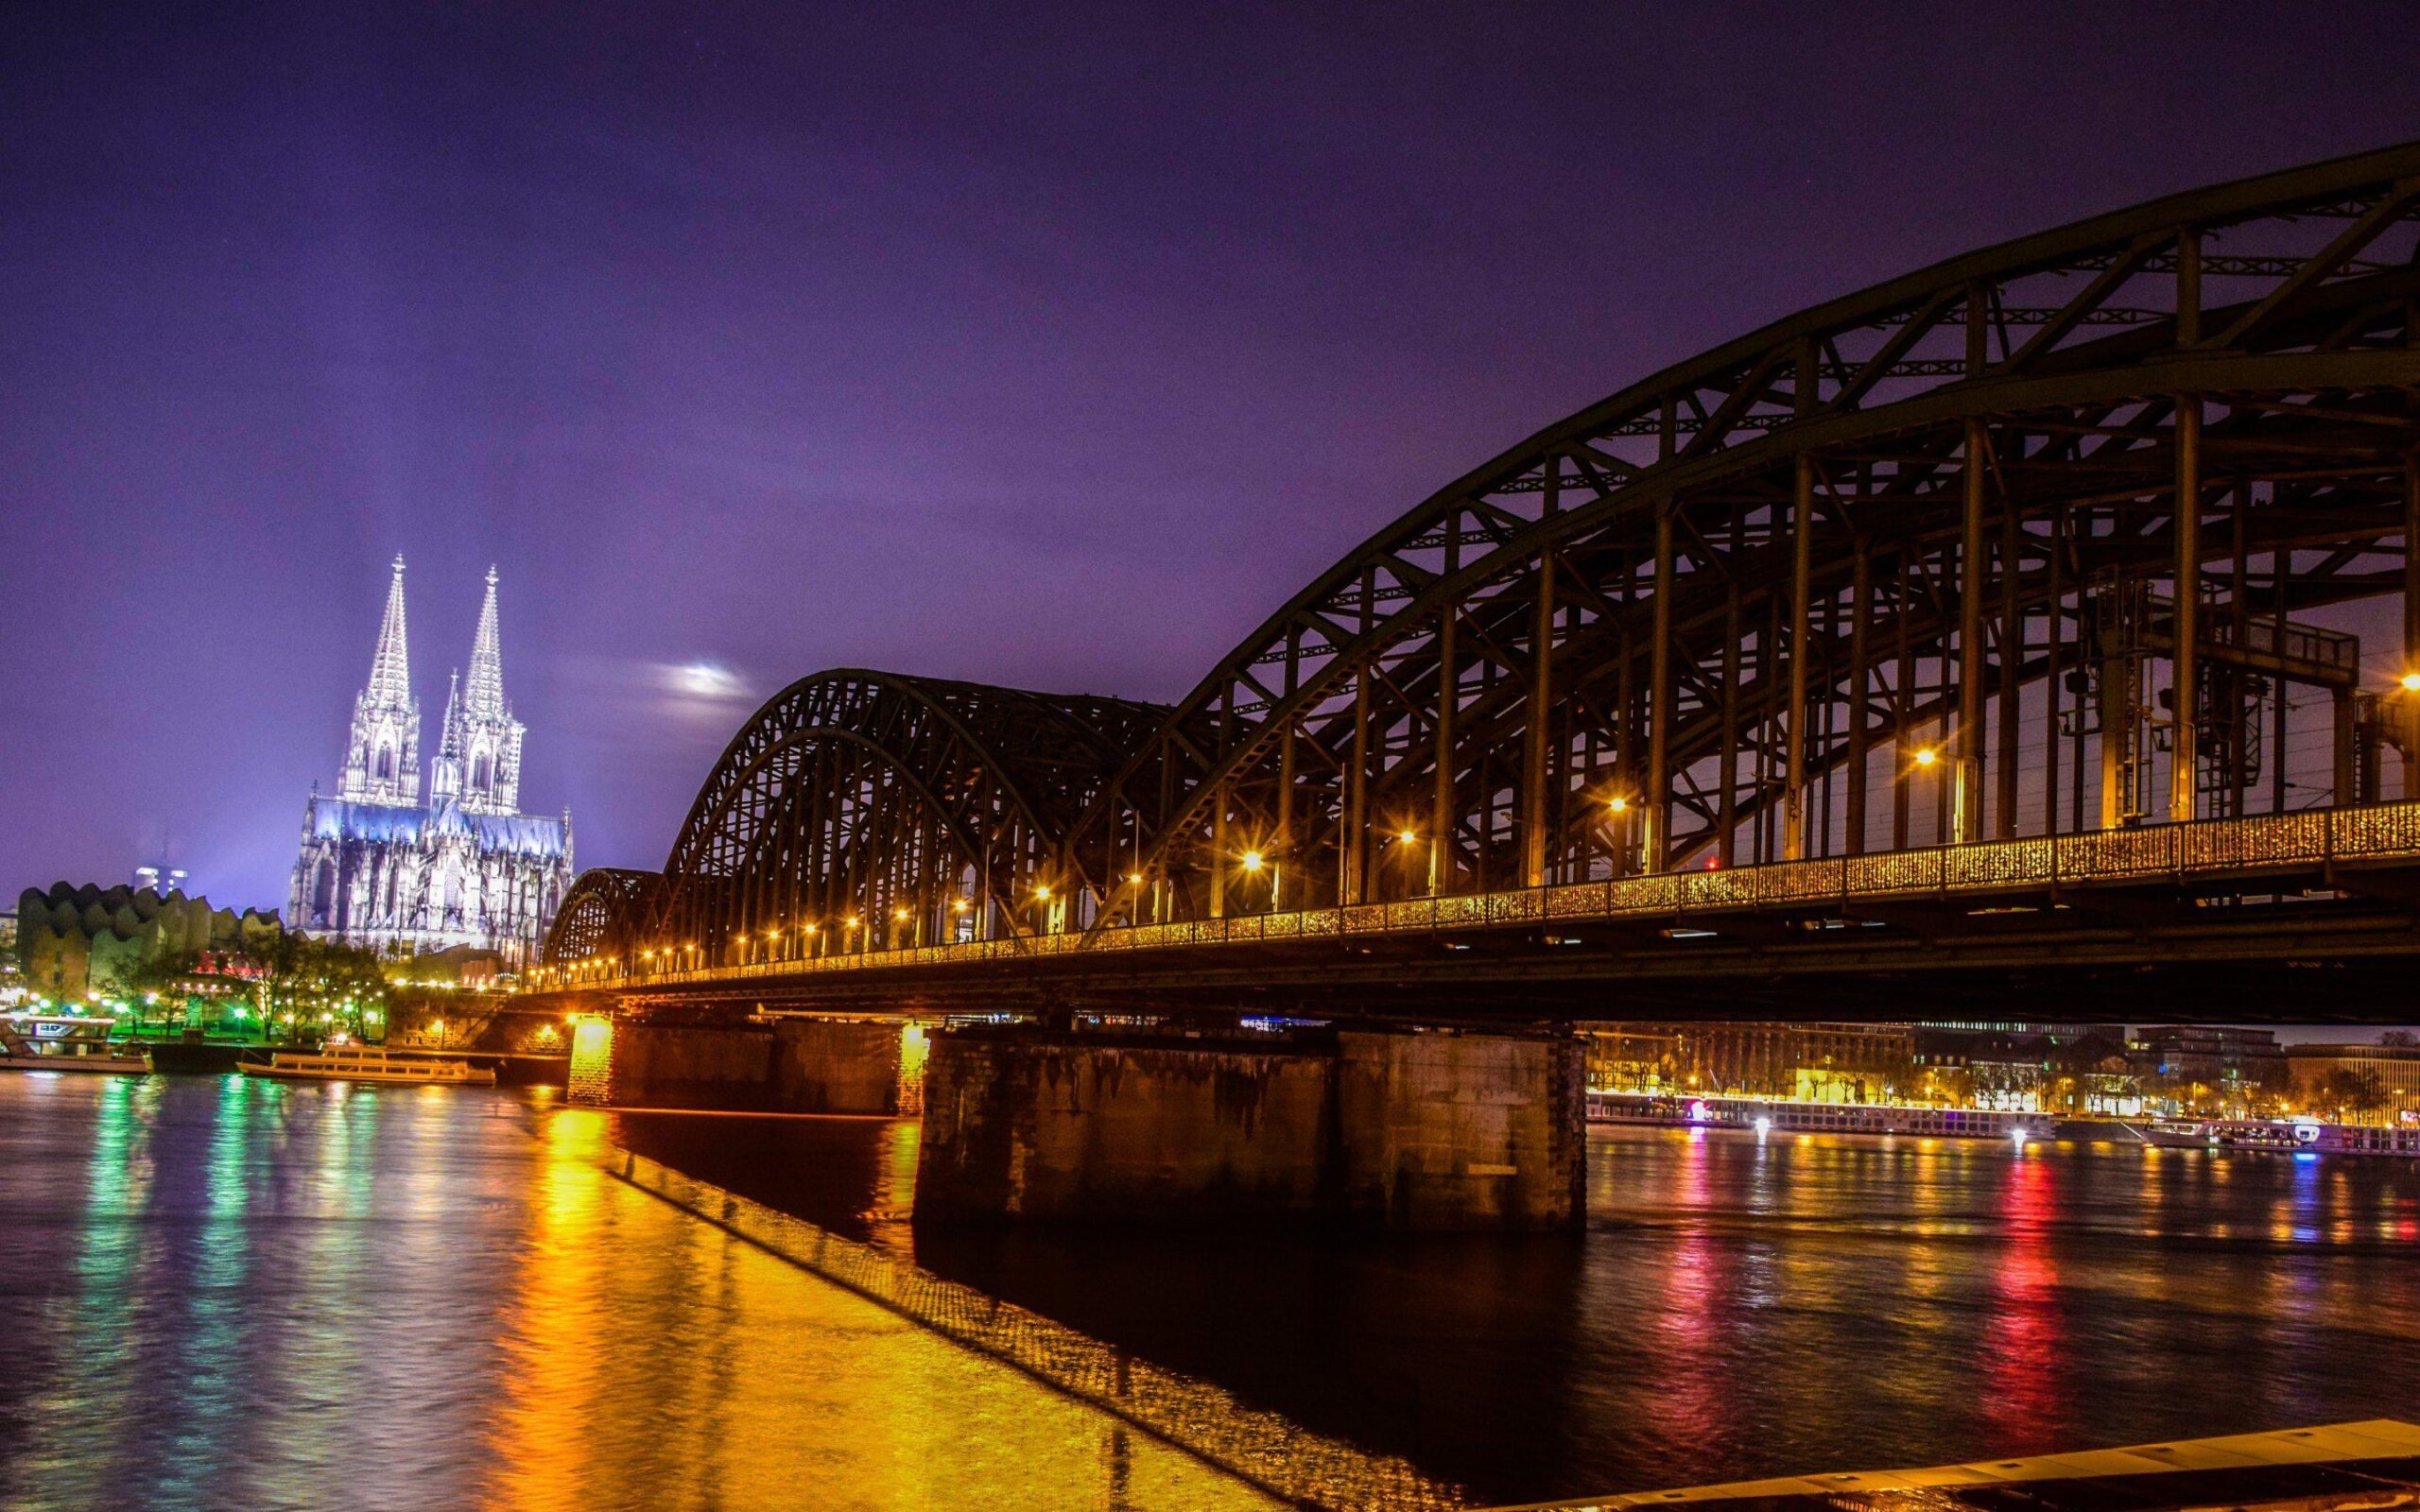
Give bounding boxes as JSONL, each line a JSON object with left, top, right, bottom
{"left": 9, "top": 9, "right": 2420, "bottom": 1511}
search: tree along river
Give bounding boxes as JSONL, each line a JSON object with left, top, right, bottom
{"left": 6, "top": 1072, "right": 2419, "bottom": 1510}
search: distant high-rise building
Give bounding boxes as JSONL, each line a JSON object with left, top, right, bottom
{"left": 288, "top": 558, "right": 572, "bottom": 967}
{"left": 131, "top": 865, "right": 188, "bottom": 896}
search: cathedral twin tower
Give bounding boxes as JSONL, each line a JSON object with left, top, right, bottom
{"left": 289, "top": 558, "right": 573, "bottom": 969}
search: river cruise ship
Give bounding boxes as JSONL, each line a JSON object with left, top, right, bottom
{"left": 2123, "top": 1117, "right": 2420, "bottom": 1158}
{"left": 237, "top": 1045, "right": 496, "bottom": 1087}
{"left": 0, "top": 1014, "right": 152, "bottom": 1074}
{"left": 1588, "top": 1090, "right": 2050, "bottom": 1142}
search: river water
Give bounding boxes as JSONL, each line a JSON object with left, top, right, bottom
{"left": 7, "top": 1072, "right": 2420, "bottom": 1511}
{"left": 0, "top": 1074, "right": 1280, "bottom": 1512}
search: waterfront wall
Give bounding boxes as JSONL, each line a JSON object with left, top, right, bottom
{"left": 383, "top": 997, "right": 574, "bottom": 1085}
{"left": 916, "top": 1025, "right": 1584, "bottom": 1230}
{"left": 593, "top": 1143, "right": 1459, "bottom": 1512}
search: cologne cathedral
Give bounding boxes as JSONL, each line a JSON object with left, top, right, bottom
{"left": 288, "top": 558, "right": 574, "bottom": 968}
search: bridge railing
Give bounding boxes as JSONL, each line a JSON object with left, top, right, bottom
{"left": 565, "top": 799, "right": 2420, "bottom": 988}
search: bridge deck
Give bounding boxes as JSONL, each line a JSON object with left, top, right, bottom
{"left": 535, "top": 801, "right": 2420, "bottom": 1021}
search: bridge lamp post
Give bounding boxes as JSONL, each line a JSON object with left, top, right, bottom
{"left": 1388, "top": 828, "right": 1423, "bottom": 897}
{"left": 892, "top": 906, "right": 912, "bottom": 951}
{"left": 1906, "top": 742, "right": 1948, "bottom": 844}
{"left": 1236, "top": 848, "right": 1275, "bottom": 910}
{"left": 845, "top": 917, "right": 861, "bottom": 954}
{"left": 951, "top": 897, "right": 971, "bottom": 942}
{"left": 1603, "top": 797, "right": 1632, "bottom": 877}
{"left": 2400, "top": 673, "right": 2420, "bottom": 799}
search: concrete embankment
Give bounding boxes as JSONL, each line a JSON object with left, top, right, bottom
{"left": 580, "top": 1131, "right": 1462, "bottom": 1512}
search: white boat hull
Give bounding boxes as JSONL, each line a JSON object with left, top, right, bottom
{"left": 0, "top": 1053, "right": 151, "bottom": 1075}
{"left": 238, "top": 1061, "right": 496, "bottom": 1087}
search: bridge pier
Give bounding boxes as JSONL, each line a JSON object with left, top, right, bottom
{"left": 573, "top": 1014, "right": 916, "bottom": 1114}
{"left": 914, "top": 1023, "right": 1585, "bottom": 1231}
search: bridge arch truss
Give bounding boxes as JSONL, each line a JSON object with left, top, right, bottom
{"left": 624, "top": 670, "right": 1168, "bottom": 966}
{"left": 1067, "top": 143, "right": 2420, "bottom": 930}
{"left": 547, "top": 144, "right": 2420, "bottom": 971}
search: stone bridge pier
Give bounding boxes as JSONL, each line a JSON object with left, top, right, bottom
{"left": 566, "top": 1012, "right": 925, "bottom": 1114}
{"left": 913, "top": 1023, "right": 1586, "bottom": 1231}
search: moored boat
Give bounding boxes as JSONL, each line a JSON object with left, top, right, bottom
{"left": 2121, "top": 1116, "right": 2420, "bottom": 1158}
{"left": 236, "top": 1045, "right": 496, "bottom": 1086}
{"left": 1588, "top": 1089, "right": 2050, "bottom": 1142}
{"left": 0, "top": 1014, "right": 153, "bottom": 1074}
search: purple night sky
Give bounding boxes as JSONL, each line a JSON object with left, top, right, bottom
{"left": 4, "top": 3, "right": 2415, "bottom": 917}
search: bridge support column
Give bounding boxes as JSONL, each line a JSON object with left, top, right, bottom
{"left": 1643, "top": 503, "right": 1675, "bottom": 871}
{"left": 576, "top": 1015, "right": 916, "bottom": 1113}
{"left": 2404, "top": 453, "right": 2419, "bottom": 799}
{"left": 915, "top": 1024, "right": 1585, "bottom": 1230}
{"left": 2172, "top": 392, "right": 2202, "bottom": 821}
{"left": 1957, "top": 416, "right": 1987, "bottom": 843}
{"left": 1782, "top": 455, "right": 1813, "bottom": 860}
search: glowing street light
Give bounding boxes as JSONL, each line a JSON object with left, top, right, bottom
{"left": 1239, "top": 850, "right": 1265, "bottom": 873}
{"left": 1606, "top": 796, "right": 1629, "bottom": 815}
{"left": 2401, "top": 672, "right": 2420, "bottom": 693}
{"left": 1912, "top": 745, "right": 1940, "bottom": 769}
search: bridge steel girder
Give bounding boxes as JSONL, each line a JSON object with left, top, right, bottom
{"left": 551, "top": 144, "right": 2420, "bottom": 989}
{"left": 540, "top": 867, "right": 663, "bottom": 968}
{"left": 556, "top": 899, "right": 2420, "bottom": 1027}
{"left": 544, "top": 670, "right": 1170, "bottom": 970}
{"left": 1064, "top": 142, "right": 2420, "bottom": 928}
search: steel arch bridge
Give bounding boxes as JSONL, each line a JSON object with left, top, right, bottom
{"left": 543, "top": 142, "right": 2420, "bottom": 994}
{"left": 541, "top": 671, "right": 1173, "bottom": 969}
{"left": 547, "top": 868, "right": 664, "bottom": 965}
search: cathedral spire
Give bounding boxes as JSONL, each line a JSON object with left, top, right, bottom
{"left": 428, "top": 566, "right": 527, "bottom": 816}
{"left": 437, "top": 669, "right": 463, "bottom": 761}
{"left": 367, "top": 555, "right": 411, "bottom": 709}
{"left": 337, "top": 555, "right": 422, "bottom": 804}
{"left": 464, "top": 564, "right": 507, "bottom": 719}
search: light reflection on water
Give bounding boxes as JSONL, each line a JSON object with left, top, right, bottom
{"left": 608, "top": 1110, "right": 2420, "bottom": 1505}
{"left": 0, "top": 1074, "right": 1282, "bottom": 1512}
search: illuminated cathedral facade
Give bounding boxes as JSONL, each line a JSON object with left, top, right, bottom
{"left": 289, "top": 558, "right": 574, "bottom": 968}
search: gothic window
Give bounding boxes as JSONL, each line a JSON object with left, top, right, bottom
{"left": 473, "top": 754, "right": 491, "bottom": 793}
{"left": 377, "top": 744, "right": 395, "bottom": 782}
